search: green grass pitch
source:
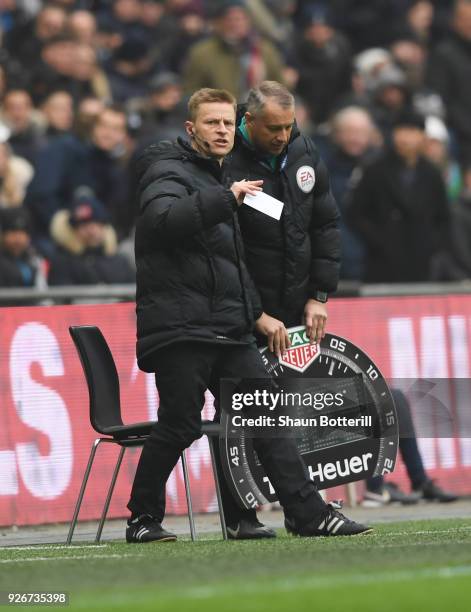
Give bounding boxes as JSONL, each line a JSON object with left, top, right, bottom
{"left": 0, "top": 518, "right": 470, "bottom": 611}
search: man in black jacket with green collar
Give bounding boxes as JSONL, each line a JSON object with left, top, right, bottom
{"left": 228, "top": 81, "right": 341, "bottom": 351}
{"left": 127, "top": 87, "right": 369, "bottom": 543}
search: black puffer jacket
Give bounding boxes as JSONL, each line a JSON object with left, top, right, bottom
{"left": 228, "top": 116, "right": 341, "bottom": 326}
{"left": 134, "top": 138, "right": 262, "bottom": 372}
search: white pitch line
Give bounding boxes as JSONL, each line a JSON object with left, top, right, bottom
{"left": 0, "top": 526, "right": 470, "bottom": 562}
{"left": 0, "top": 553, "right": 144, "bottom": 564}
{"left": 0, "top": 539, "right": 469, "bottom": 564}
{"left": 2, "top": 526, "right": 470, "bottom": 551}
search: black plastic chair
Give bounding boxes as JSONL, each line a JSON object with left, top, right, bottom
{"left": 67, "top": 325, "right": 227, "bottom": 544}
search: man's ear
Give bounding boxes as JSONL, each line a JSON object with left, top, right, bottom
{"left": 185, "top": 121, "right": 194, "bottom": 137}
{"left": 245, "top": 111, "right": 254, "bottom": 126}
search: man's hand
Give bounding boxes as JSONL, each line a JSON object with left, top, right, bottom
{"left": 255, "top": 312, "right": 290, "bottom": 357}
{"left": 230, "top": 179, "right": 263, "bottom": 205}
{"left": 304, "top": 299, "right": 328, "bottom": 344}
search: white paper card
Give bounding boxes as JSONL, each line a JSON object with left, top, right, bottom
{"left": 243, "top": 191, "right": 284, "bottom": 221}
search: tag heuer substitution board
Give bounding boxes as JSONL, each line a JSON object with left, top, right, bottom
{"left": 219, "top": 327, "right": 399, "bottom": 509}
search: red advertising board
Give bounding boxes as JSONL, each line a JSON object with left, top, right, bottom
{"left": 0, "top": 297, "right": 470, "bottom": 527}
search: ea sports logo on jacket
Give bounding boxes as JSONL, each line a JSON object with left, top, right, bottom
{"left": 296, "top": 165, "right": 315, "bottom": 193}
{"left": 279, "top": 328, "right": 320, "bottom": 372}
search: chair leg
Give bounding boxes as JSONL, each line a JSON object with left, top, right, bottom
{"left": 67, "top": 438, "right": 103, "bottom": 545}
{"left": 181, "top": 450, "right": 196, "bottom": 541}
{"left": 95, "top": 445, "right": 126, "bottom": 543}
{"left": 208, "top": 437, "right": 228, "bottom": 540}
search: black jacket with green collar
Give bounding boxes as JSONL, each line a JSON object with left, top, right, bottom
{"left": 227, "top": 111, "right": 341, "bottom": 326}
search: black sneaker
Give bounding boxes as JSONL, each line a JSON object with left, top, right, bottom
{"left": 384, "top": 482, "right": 420, "bottom": 505}
{"left": 227, "top": 518, "right": 276, "bottom": 540}
{"left": 415, "top": 479, "right": 459, "bottom": 503}
{"left": 285, "top": 501, "right": 373, "bottom": 537}
{"left": 126, "top": 514, "right": 177, "bottom": 543}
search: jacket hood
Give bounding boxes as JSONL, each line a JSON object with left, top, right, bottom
{"left": 133, "top": 140, "right": 182, "bottom": 184}
{"left": 50, "top": 209, "right": 117, "bottom": 255}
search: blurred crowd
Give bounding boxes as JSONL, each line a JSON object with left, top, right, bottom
{"left": 1, "top": 0, "right": 471, "bottom": 291}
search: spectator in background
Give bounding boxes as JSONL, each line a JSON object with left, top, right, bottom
{"left": 30, "top": 34, "right": 111, "bottom": 105}
{"left": 352, "top": 47, "right": 392, "bottom": 96}
{"left": 139, "top": 0, "right": 180, "bottom": 59}
{"left": 183, "top": 0, "right": 285, "bottom": 100}
{"left": 321, "top": 106, "right": 380, "bottom": 281}
{"left": 423, "top": 115, "right": 462, "bottom": 202}
{"left": 0, "top": 62, "right": 7, "bottom": 96}
{"left": 5, "top": 4, "right": 67, "bottom": 74}
{"left": 293, "top": 2, "right": 352, "bottom": 125}
{"left": 347, "top": 110, "right": 450, "bottom": 283}
{"left": 363, "top": 388, "right": 458, "bottom": 506}
{"left": 161, "top": 2, "right": 206, "bottom": 74}
{"left": 166, "top": 0, "right": 205, "bottom": 17}
{"left": 66, "top": 9, "right": 97, "bottom": 45}
{"left": 450, "top": 167, "right": 471, "bottom": 278}
{"left": 324, "top": 0, "right": 407, "bottom": 52}
{"left": 29, "top": 34, "right": 76, "bottom": 104}
{"left": 400, "top": 0, "right": 435, "bottom": 47}
{"left": 0, "top": 207, "right": 47, "bottom": 289}
{"left": 40, "top": 90, "right": 74, "bottom": 138}
{"left": 0, "top": 140, "right": 33, "bottom": 208}
{"left": 97, "top": 0, "right": 144, "bottom": 45}
{"left": 70, "top": 42, "right": 111, "bottom": 102}
{"left": 80, "top": 105, "right": 132, "bottom": 237}
{"left": 95, "top": 21, "right": 124, "bottom": 62}
{"left": 368, "top": 64, "right": 411, "bottom": 142}
{"left": 27, "top": 105, "right": 131, "bottom": 249}
{"left": 427, "top": 0, "right": 471, "bottom": 166}
{"left": 390, "top": 33, "right": 445, "bottom": 119}
{"left": 1, "top": 88, "right": 43, "bottom": 163}
{"left": 48, "top": 193, "right": 135, "bottom": 285}
{"left": 133, "top": 72, "right": 187, "bottom": 148}
{"left": 292, "top": 96, "right": 316, "bottom": 139}
{"left": 334, "top": 47, "right": 393, "bottom": 111}
{"left": 105, "top": 38, "right": 155, "bottom": 104}
{"left": 73, "top": 95, "right": 105, "bottom": 141}
{"left": 245, "top": 0, "right": 297, "bottom": 53}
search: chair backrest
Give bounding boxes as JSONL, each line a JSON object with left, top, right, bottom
{"left": 69, "top": 325, "right": 123, "bottom": 434}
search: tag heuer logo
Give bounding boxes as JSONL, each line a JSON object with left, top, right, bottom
{"left": 279, "top": 329, "right": 320, "bottom": 372}
{"left": 296, "top": 165, "right": 315, "bottom": 193}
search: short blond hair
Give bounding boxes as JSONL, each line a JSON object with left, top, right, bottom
{"left": 188, "top": 88, "right": 237, "bottom": 121}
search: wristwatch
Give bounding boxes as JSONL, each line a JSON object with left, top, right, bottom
{"left": 314, "top": 291, "right": 328, "bottom": 303}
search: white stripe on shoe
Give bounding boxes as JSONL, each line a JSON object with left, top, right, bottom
{"left": 136, "top": 527, "right": 149, "bottom": 540}
{"left": 331, "top": 520, "right": 345, "bottom": 534}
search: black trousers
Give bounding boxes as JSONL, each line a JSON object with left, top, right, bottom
{"left": 127, "top": 341, "right": 325, "bottom": 526}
